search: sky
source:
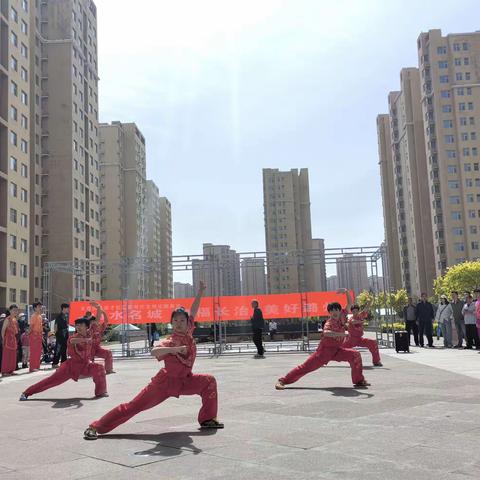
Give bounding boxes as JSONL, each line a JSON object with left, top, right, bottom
{"left": 95, "top": 0, "right": 480, "bottom": 271}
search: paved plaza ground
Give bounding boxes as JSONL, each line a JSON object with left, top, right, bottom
{"left": 1, "top": 344, "right": 479, "bottom": 480}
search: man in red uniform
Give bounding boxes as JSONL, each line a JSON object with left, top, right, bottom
{"left": 85, "top": 301, "right": 114, "bottom": 374}
{"left": 19, "top": 317, "right": 107, "bottom": 400}
{"left": 275, "top": 289, "right": 369, "bottom": 390}
{"left": 83, "top": 281, "right": 223, "bottom": 440}
{"left": 343, "top": 304, "right": 382, "bottom": 366}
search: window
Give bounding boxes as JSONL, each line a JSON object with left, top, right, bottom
{"left": 472, "top": 242, "right": 480, "bottom": 251}
{"left": 442, "top": 105, "right": 452, "bottom": 113}
{"left": 9, "top": 289, "right": 16, "bottom": 303}
{"left": 20, "top": 265, "right": 27, "bottom": 278}
{"left": 467, "top": 87, "right": 472, "bottom": 96}
{"left": 9, "top": 262, "right": 17, "bottom": 276}
{"left": 448, "top": 180, "right": 459, "bottom": 189}
{"left": 440, "top": 75, "right": 449, "bottom": 84}
{"left": 20, "top": 139, "right": 28, "bottom": 153}
{"left": 11, "top": 31, "right": 18, "bottom": 46}
{"left": 464, "top": 163, "right": 472, "bottom": 172}
{"left": 466, "top": 179, "right": 473, "bottom": 187}
{"left": 10, "top": 81, "right": 18, "bottom": 97}
{"left": 10, "top": 131, "right": 17, "bottom": 146}
{"left": 21, "top": 91, "right": 28, "bottom": 105}
{"left": 20, "top": 213, "right": 27, "bottom": 227}
{"left": 20, "top": 43, "right": 28, "bottom": 58}
{"left": 467, "top": 194, "right": 474, "bottom": 203}
{"left": 20, "top": 239, "right": 27, "bottom": 252}
{"left": 453, "top": 43, "right": 461, "bottom": 51}
{"left": 20, "top": 188, "right": 27, "bottom": 202}
{"left": 468, "top": 210, "right": 476, "bottom": 219}
{"left": 456, "top": 72, "right": 463, "bottom": 81}
{"left": 443, "top": 120, "right": 453, "bottom": 128}
{"left": 457, "top": 88, "right": 464, "bottom": 96}
{"left": 446, "top": 150, "right": 456, "bottom": 159}
{"left": 463, "top": 42, "right": 468, "bottom": 51}
{"left": 459, "top": 103, "right": 466, "bottom": 111}
{"left": 10, "top": 182, "right": 17, "bottom": 198}
{"left": 452, "top": 211, "right": 462, "bottom": 220}
{"left": 473, "top": 148, "right": 478, "bottom": 157}
{"left": 22, "top": 0, "right": 28, "bottom": 12}
{"left": 20, "top": 290, "right": 27, "bottom": 304}
{"left": 454, "top": 243, "right": 465, "bottom": 252}
{"left": 447, "top": 165, "right": 457, "bottom": 173}
{"left": 438, "top": 60, "right": 448, "bottom": 68}
{"left": 10, "top": 105, "right": 17, "bottom": 121}
{"left": 11, "top": 7, "right": 18, "bottom": 22}
{"left": 461, "top": 133, "right": 468, "bottom": 141}
{"left": 444, "top": 135, "right": 455, "bottom": 144}
{"left": 21, "top": 20, "right": 28, "bottom": 34}
{"left": 455, "top": 58, "right": 461, "bottom": 66}
{"left": 21, "top": 67, "right": 27, "bottom": 82}
{"left": 441, "top": 90, "right": 450, "bottom": 98}
{"left": 468, "top": 102, "right": 474, "bottom": 111}
{"left": 10, "top": 156, "right": 18, "bottom": 171}
{"left": 10, "top": 208, "right": 17, "bottom": 223}
{"left": 460, "top": 117, "right": 467, "bottom": 126}
{"left": 470, "top": 117, "right": 475, "bottom": 125}
{"left": 11, "top": 56, "right": 18, "bottom": 71}
{"left": 453, "top": 228, "right": 464, "bottom": 236}
{"left": 21, "top": 115, "right": 27, "bottom": 129}
{"left": 21, "top": 163, "right": 27, "bottom": 177}
{"left": 449, "top": 196, "right": 461, "bottom": 205}
{"left": 9, "top": 234, "right": 17, "bottom": 249}
{"left": 471, "top": 225, "right": 478, "bottom": 234}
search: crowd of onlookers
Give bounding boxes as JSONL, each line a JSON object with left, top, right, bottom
{"left": 402, "top": 289, "right": 480, "bottom": 349}
{"left": 0, "top": 302, "right": 70, "bottom": 376}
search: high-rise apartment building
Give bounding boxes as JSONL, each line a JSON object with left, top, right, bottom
{"left": 386, "top": 68, "right": 436, "bottom": 295}
{"left": 241, "top": 257, "right": 266, "bottom": 296}
{"left": 99, "top": 121, "right": 146, "bottom": 300}
{"left": 311, "top": 238, "right": 327, "bottom": 292}
{"left": 263, "top": 168, "right": 315, "bottom": 294}
{"left": 377, "top": 114, "right": 402, "bottom": 292}
{"left": 0, "top": 0, "right": 32, "bottom": 307}
{"left": 174, "top": 281, "right": 194, "bottom": 299}
{"left": 336, "top": 254, "right": 369, "bottom": 295}
{"left": 192, "top": 243, "right": 241, "bottom": 297}
{"left": 159, "top": 196, "right": 172, "bottom": 298}
{"left": 40, "top": 0, "right": 101, "bottom": 303}
{"left": 417, "top": 29, "right": 480, "bottom": 276}
{"left": 326, "top": 275, "right": 339, "bottom": 292}
{"left": 145, "top": 180, "right": 161, "bottom": 298}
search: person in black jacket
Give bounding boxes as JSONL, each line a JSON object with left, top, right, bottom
{"left": 416, "top": 293, "right": 435, "bottom": 348}
{"left": 250, "top": 300, "right": 265, "bottom": 358}
{"left": 52, "top": 303, "right": 70, "bottom": 367}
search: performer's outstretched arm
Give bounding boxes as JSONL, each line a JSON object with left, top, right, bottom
{"left": 190, "top": 281, "right": 206, "bottom": 320}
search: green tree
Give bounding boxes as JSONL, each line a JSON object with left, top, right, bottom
{"left": 356, "top": 291, "right": 375, "bottom": 309}
{"left": 387, "top": 289, "right": 409, "bottom": 317}
{"left": 434, "top": 261, "right": 480, "bottom": 297}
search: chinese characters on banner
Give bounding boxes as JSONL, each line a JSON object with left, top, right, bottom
{"left": 69, "top": 291, "right": 353, "bottom": 325}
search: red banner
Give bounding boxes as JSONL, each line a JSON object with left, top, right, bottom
{"left": 69, "top": 291, "right": 352, "bottom": 324}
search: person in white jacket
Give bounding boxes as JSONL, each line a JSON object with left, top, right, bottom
{"left": 435, "top": 296, "right": 453, "bottom": 348}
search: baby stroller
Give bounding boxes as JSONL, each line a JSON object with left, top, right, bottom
{"left": 42, "top": 334, "right": 56, "bottom": 364}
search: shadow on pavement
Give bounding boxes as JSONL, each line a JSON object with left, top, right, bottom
{"left": 284, "top": 386, "right": 374, "bottom": 398}
{"left": 27, "top": 397, "right": 98, "bottom": 408}
{"left": 100, "top": 431, "right": 217, "bottom": 457}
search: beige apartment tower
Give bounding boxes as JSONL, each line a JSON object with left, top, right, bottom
{"left": 377, "top": 114, "right": 402, "bottom": 292}
{"left": 40, "top": 0, "right": 101, "bottom": 303}
{"left": 263, "top": 168, "right": 316, "bottom": 294}
{"left": 0, "top": 0, "right": 32, "bottom": 307}
{"left": 99, "top": 121, "right": 146, "bottom": 300}
{"left": 241, "top": 257, "right": 266, "bottom": 295}
{"left": 158, "top": 196, "right": 173, "bottom": 298}
{"left": 387, "top": 68, "right": 436, "bottom": 296}
{"left": 417, "top": 29, "right": 480, "bottom": 276}
{"left": 145, "top": 180, "right": 161, "bottom": 298}
{"left": 336, "top": 254, "right": 369, "bottom": 296}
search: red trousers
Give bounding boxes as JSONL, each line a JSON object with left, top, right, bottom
{"left": 1, "top": 345, "right": 17, "bottom": 375}
{"left": 24, "top": 361, "right": 107, "bottom": 397}
{"left": 91, "top": 372, "right": 218, "bottom": 434}
{"left": 343, "top": 336, "right": 381, "bottom": 364}
{"left": 279, "top": 345, "right": 365, "bottom": 385}
{"left": 29, "top": 333, "right": 43, "bottom": 372}
{"left": 92, "top": 345, "right": 113, "bottom": 373}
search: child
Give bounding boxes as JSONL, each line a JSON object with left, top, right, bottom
{"left": 343, "top": 304, "right": 382, "bottom": 366}
{"left": 83, "top": 282, "right": 223, "bottom": 440}
{"left": 86, "top": 302, "right": 114, "bottom": 374}
{"left": 19, "top": 317, "right": 107, "bottom": 400}
{"left": 21, "top": 327, "right": 30, "bottom": 369}
{"left": 275, "top": 289, "right": 369, "bottom": 390}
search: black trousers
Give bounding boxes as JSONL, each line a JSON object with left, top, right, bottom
{"left": 52, "top": 338, "right": 68, "bottom": 365}
{"left": 405, "top": 320, "right": 419, "bottom": 346}
{"left": 418, "top": 319, "right": 433, "bottom": 347}
{"left": 465, "top": 324, "right": 480, "bottom": 349}
{"left": 252, "top": 329, "right": 264, "bottom": 355}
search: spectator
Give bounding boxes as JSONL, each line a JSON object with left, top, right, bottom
{"left": 42, "top": 315, "right": 51, "bottom": 362}
{"left": 0, "top": 313, "right": 5, "bottom": 371}
{"left": 21, "top": 327, "right": 30, "bottom": 369}
{"left": 451, "top": 292, "right": 465, "bottom": 348}
{"left": 416, "top": 293, "right": 435, "bottom": 348}
{"left": 474, "top": 288, "right": 480, "bottom": 342}
{"left": 402, "top": 297, "right": 419, "bottom": 346}
{"left": 250, "top": 300, "right": 265, "bottom": 358}
{"left": 149, "top": 322, "right": 158, "bottom": 348}
{"left": 16, "top": 312, "right": 28, "bottom": 370}
{"left": 435, "top": 296, "right": 453, "bottom": 348}
{"left": 462, "top": 294, "right": 479, "bottom": 349}
{"left": 52, "top": 303, "right": 70, "bottom": 368}
{"left": 269, "top": 320, "right": 278, "bottom": 341}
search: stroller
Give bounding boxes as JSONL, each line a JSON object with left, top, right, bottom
{"left": 42, "top": 332, "right": 56, "bottom": 364}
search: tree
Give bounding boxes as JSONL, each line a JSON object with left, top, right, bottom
{"left": 356, "top": 291, "right": 375, "bottom": 309}
{"left": 434, "top": 261, "right": 480, "bottom": 297}
{"left": 387, "top": 289, "right": 408, "bottom": 317}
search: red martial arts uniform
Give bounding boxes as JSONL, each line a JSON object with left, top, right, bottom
{"left": 89, "top": 322, "right": 113, "bottom": 373}
{"left": 29, "top": 313, "right": 43, "bottom": 372}
{"left": 1, "top": 317, "right": 18, "bottom": 375}
{"left": 90, "top": 316, "right": 218, "bottom": 434}
{"left": 279, "top": 310, "right": 365, "bottom": 386}
{"left": 343, "top": 312, "right": 381, "bottom": 365}
{"left": 24, "top": 333, "right": 107, "bottom": 397}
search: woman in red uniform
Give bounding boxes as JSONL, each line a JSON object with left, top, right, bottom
{"left": 86, "top": 301, "right": 114, "bottom": 374}
{"left": 275, "top": 289, "right": 370, "bottom": 390}
{"left": 1, "top": 304, "right": 20, "bottom": 376}
{"left": 29, "top": 302, "right": 44, "bottom": 372}
{"left": 19, "top": 317, "right": 107, "bottom": 400}
{"left": 83, "top": 281, "right": 223, "bottom": 440}
{"left": 343, "top": 304, "right": 382, "bottom": 366}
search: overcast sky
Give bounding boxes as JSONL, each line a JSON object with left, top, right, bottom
{"left": 95, "top": 0, "right": 480, "bottom": 267}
